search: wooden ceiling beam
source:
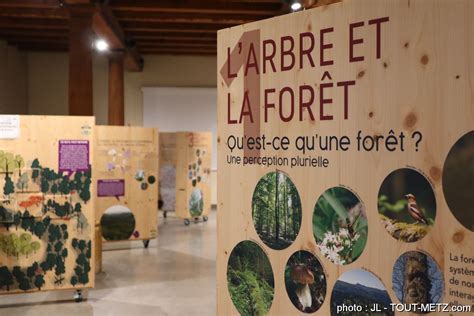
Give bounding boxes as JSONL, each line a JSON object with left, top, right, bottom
{"left": 0, "top": 7, "right": 68, "bottom": 19}
{"left": 0, "top": 0, "right": 59, "bottom": 9}
{"left": 92, "top": 5, "right": 143, "bottom": 72}
{"left": 112, "top": 11, "right": 272, "bottom": 25}
{"left": 121, "top": 21, "right": 230, "bottom": 32}
{"left": 0, "top": 17, "right": 67, "bottom": 30}
{"left": 110, "top": 0, "right": 284, "bottom": 15}
{"left": 129, "top": 33, "right": 216, "bottom": 41}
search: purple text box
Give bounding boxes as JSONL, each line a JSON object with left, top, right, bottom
{"left": 98, "top": 179, "right": 125, "bottom": 199}
{"left": 58, "top": 140, "right": 90, "bottom": 174}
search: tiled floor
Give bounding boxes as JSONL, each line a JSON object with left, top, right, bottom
{"left": 0, "top": 211, "right": 217, "bottom": 316}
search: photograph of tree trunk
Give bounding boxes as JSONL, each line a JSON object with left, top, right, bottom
{"left": 227, "top": 240, "right": 274, "bottom": 316}
{"left": 313, "top": 187, "right": 368, "bottom": 265}
{"left": 331, "top": 269, "right": 394, "bottom": 316}
{"left": 378, "top": 168, "right": 436, "bottom": 242}
{"left": 252, "top": 171, "right": 301, "bottom": 250}
{"left": 285, "top": 250, "right": 326, "bottom": 313}
{"left": 392, "top": 251, "right": 444, "bottom": 313}
{"left": 443, "top": 131, "right": 474, "bottom": 231}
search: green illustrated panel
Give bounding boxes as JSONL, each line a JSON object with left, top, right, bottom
{"left": 0, "top": 115, "right": 95, "bottom": 295}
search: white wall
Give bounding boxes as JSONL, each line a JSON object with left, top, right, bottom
{"left": 142, "top": 87, "right": 217, "bottom": 204}
{"left": 26, "top": 53, "right": 217, "bottom": 126}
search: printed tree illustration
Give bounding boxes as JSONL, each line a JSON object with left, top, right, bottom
{"left": 0, "top": 267, "right": 14, "bottom": 291}
{"left": 16, "top": 173, "right": 29, "bottom": 192}
{"left": 4, "top": 175, "right": 15, "bottom": 200}
{"left": 13, "top": 155, "right": 25, "bottom": 176}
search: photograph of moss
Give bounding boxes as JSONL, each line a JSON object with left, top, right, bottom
{"left": 378, "top": 168, "right": 436, "bottom": 242}
{"left": 227, "top": 240, "right": 274, "bottom": 316}
{"left": 188, "top": 188, "right": 204, "bottom": 217}
{"left": 392, "top": 251, "right": 444, "bottom": 313}
{"left": 313, "top": 187, "right": 367, "bottom": 265}
{"left": 285, "top": 250, "right": 326, "bottom": 313}
{"left": 252, "top": 171, "right": 301, "bottom": 250}
{"left": 443, "top": 131, "right": 474, "bottom": 231}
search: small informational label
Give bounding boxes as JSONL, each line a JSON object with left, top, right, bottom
{"left": 58, "top": 140, "right": 90, "bottom": 175}
{"left": 98, "top": 179, "right": 125, "bottom": 199}
{"left": 0, "top": 115, "right": 20, "bottom": 139}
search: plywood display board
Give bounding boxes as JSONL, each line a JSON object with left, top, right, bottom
{"left": 95, "top": 126, "right": 158, "bottom": 243}
{"left": 217, "top": 0, "right": 474, "bottom": 315}
{"left": 175, "top": 132, "right": 212, "bottom": 221}
{"left": 159, "top": 132, "right": 177, "bottom": 213}
{"left": 0, "top": 115, "right": 95, "bottom": 295}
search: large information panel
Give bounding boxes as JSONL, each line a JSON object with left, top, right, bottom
{"left": 95, "top": 126, "right": 158, "bottom": 243}
{"left": 217, "top": 0, "right": 474, "bottom": 315}
{"left": 0, "top": 116, "right": 95, "bottom": 294}
{"left": 175, "top": 132, "right": 212, "bottom": 221}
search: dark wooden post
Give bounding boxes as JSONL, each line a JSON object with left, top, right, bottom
{"left": 68, "top": 6, "right": 93, "bottom": 116}
{"left": 108, "top": 52, "right": 125, "bottom": 125}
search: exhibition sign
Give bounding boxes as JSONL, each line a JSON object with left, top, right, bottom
{"left": 217, "top": 0, "right": 474, "bottom": 314}
{"left": 95, "top": 126, "right": 158, "bottom": 243}
{"left": 175, "top": 132, "right": 212, "bottom": 222}
{"left": 0, "top": 116, "right": 95, "bottom": 294}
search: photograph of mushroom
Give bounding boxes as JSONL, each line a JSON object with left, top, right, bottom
{"left": 378, "top": 168, "right": 436, "bottom": 242}
{"left": 285, "top": 250, "right": 326, "bottom": 313}
{"left": 331, "top": 269, "right": 394, "bottom": 316}
{"left": 392, "top": 251, "right": 444, "bottom": 313}
{"left": 252, "top": 171, "right": 301, "bottom": 250}
{"left": 227, "top": 240, "right": 274, "bottom": 316}
{"left": 313, "top": 187, "right": 368, "bottom": 265}
{"left": 100, "top": 205, "right": 136, "bottom": 241}
{"left": 442, "top": 131, "right": 474, "bottom": 231}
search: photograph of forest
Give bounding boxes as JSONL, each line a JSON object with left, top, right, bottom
{"left": 285, "top": 250, "right": 326, "bottom": 313}
{"left": 252, "top": 171, "right": 301, "bottom": 250}
{"left": 189, "top": 188, "right": 204, "bottom": 217}
{"left": 101, "top": 205, "right": 136, "bottom": 241}
{"left": 378, "top": 168, "right": 436, "bottom": 242}
{"left": 313, "top": 187, "right": 367, "bottom": 265}
{"left": 442, "top": 131, "right": 474, "bottom": 231}
{"left": 392, "top": 251, "right": 444, "bottom": 313}
{"left": 331, "top": 269, "right": 394, "bottom": 316}
{"left": 227, "top": 240, "right": 274, "bottom": 316}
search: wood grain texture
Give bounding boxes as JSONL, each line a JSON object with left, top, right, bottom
{"left": 217, "top": 0, "right": 474, "bottom": 315}
{"left": 94, "top": 126, "right": 158, "bottom": 242}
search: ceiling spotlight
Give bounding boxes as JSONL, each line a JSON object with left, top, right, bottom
{"left": 291, "top": 2, "right": 302, "bottom": 11}
{"left": 94, "top": 39, "right": 109, "bottom": 52}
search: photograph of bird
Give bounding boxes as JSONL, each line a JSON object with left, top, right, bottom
{"left": 405, "top": 194, "right": 428, "bottom": 224}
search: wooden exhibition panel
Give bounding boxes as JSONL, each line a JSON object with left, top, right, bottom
{"left": 175, "top": 132, "right": 212, "bottom": 220}
{"left": 0, "top": 115, "right": 95, "bottom": 294}
{"left": 217, "top": 0, "right": 474, "bottom": 315}
{"left": 159, "top": 132, "right": 177, "bottom": 213}
{"left": 95, "top": 126, "right": 158, "bottom": 243}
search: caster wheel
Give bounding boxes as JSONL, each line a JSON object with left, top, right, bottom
{"left": 203, "top": 215, "right": 208, "bottom": 222}
{"left": 143, "top": 239, "right": 150, "bottom": 248}
{"left": 74, "top": 290, "right": 83, "bottom": 303}
{"left": 184, "top": 219, "right": 190, "bottom": 226}
{"left": 163, "top": 211, "right": 167, "bottom": 218}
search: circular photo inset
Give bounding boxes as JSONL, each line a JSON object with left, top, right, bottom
{"left": 313, "top": 187, "right": 368, "bottom": 265}
{"left": 285, "top": 250, "right": 327, "bottom": 313}
{"left": 392, "top": 251, "right": 444, "bottom": 313}
{"left": 189, "top": 188, "right": 204, "bottom": 217}
{"left": 227, "top": 240, "right": 274, "bottom": 315}
{"left": 331, "top": 269, "right": 394, "bottom": 316}
{"left": 252, "top": 171, "right": 302, "bottom": 250}
{"left": 100, "top": 205, "right": 136, "bottom": 241}
{"left": 378, "top": 168, "right": 436, "bottom": 242}
{"left": 442, "top": 131, "right": 474, "bottom": 231}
